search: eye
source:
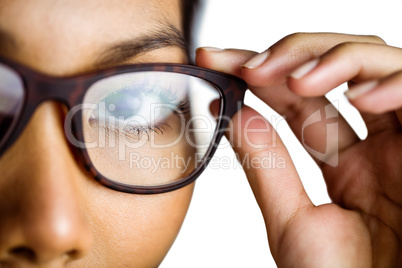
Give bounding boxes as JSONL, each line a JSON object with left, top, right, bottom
{"left": 83, "top": 71, "right": 194, "bottom": 142}
{"left": 88, "top": 84, "right": 190, "bottom": 139}
{"left": 81, "top": 71, "right": 223, "bottom": 187}
{"left": 90, "top": 86, "right": 183, "bottom": 123}
{"left": 101, "top": 89, "right": 143, "bottom": 120}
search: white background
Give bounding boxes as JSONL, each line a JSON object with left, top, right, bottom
{"left": 162, "top": 0, "right": 402, "bottom": 267}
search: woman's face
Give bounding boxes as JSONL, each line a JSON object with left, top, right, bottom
{"left": 0, "top": 0, "right": 194, "bottom": 267}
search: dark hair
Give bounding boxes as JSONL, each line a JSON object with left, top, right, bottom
{"left": 181, "top": 0, "right": 200, "bottom": 53}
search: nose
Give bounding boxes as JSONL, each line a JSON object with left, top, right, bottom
{"left": 0, "top": 102, "right": 92, "bottom": 265}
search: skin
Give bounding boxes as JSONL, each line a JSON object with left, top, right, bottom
{"left": 197, "top": 33, "right": 402, "bottom": 267}
{"left": 0, "top": 0, "right": 194, "bottom": 267}
{"left": 1, "top": 0, "right": 401, "bottom": 267}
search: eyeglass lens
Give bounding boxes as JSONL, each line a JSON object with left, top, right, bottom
{"left": 0, "top": 63, "right": 25, "bottom": 146}
{"left": 81, "top": 71, "right": 221, "bottom": 187}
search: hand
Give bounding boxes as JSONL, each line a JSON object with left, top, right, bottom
{"left": 196, "top": 33, "right": 402, "bottom": 267}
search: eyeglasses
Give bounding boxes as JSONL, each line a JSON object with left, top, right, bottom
{"left": 0, "top": 56, "right": 247, "bottom": 194}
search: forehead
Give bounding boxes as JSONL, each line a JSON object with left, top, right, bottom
{"left": 0, "top": 0, "right": 183, "bottom": 75}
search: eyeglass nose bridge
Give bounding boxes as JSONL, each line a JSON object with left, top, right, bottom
{"left": 0, "top": 76, "right": 86, "bottom": 157}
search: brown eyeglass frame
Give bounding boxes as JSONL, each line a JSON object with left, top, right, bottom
{"left": 0, "top": 56, "right": 247, "bottom": 194}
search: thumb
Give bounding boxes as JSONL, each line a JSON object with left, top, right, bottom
{"left": 223, "top": 104, "right": 314, "bottom": 254}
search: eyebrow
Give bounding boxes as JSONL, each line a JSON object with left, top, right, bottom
{"left": 94, "top": 22, "right": 189, "bottom": 67}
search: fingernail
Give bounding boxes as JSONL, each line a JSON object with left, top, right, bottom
{"left": 198, "top": 46, "right": 224, "bottom": 52}
{"left": 289, "top": 59, "right": 320, "bottom": 79}
{"left": 345, "top": 80, "right": 378, "bottom": 100}
{"left": 242, "top": 50, "right": 270, "bottom": 69}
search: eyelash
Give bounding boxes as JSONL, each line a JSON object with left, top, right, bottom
{"left": 121, "top": 98, "right": 191, "bottom": 140}
{"left": 123, "top": 86, "right": 191, "bottom": 139}
{"left": 98, "top": 122, "right": 168, "bottom": 142}
{"left": 90, "top": 95, "right": 191, "bottom": 141}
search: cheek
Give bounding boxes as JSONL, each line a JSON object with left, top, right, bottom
{"left": 83, "top": 182, "right": 194, "bottom": 266}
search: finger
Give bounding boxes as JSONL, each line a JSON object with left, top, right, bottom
{"left": 197, "top": 47, "right": 358, "bottom": 166}
{"left": 225, "top": 105, "right": 313, "bottom": 251}
{"left": 287, "top": 43, "right": 402, "bottom": 135}
{"left": 237, "top": 34, "right": 393, "bottom": 141}
{"left": 240, "top": 33, "right": 386, "bottom": 89}
{"left": 345, "top": 72, "right": 402, "bottom": 135}
{"left": 196, "top": 47, "right": 257, "bottom": 77}
{"left": 346, "top": 71, "right": 402, "bottom": 116}
{"left": 287, "top": 43, "right": 402, "bottom": 97}
{"left": 346, "top": 81, "right": 402, "bottom": 136}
